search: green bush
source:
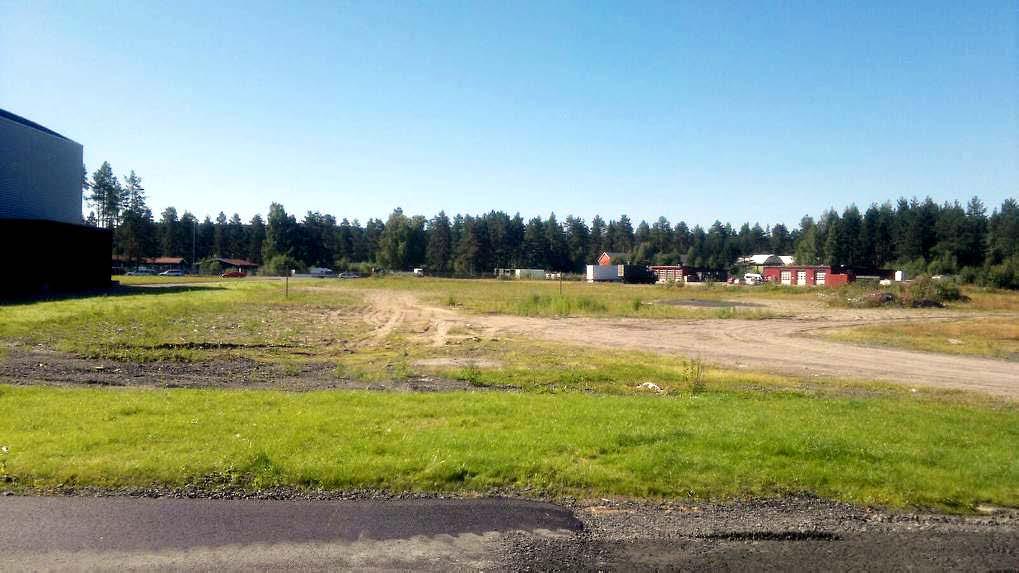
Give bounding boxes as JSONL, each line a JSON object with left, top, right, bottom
{"left": 984, "top": 257, "right": 1019, "bottom": 290}
{"left": 198, "top": 259, "right": 224, "bottom": 275}
{"left": 905, "top": 275, "right": 964, "bottom": 307}
{"left": 261, "top": 254, "right": 306, "bottom": 277}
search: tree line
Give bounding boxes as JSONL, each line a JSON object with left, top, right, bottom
{"left": 86, "top": 161, "right": 1019, "bottom": 287}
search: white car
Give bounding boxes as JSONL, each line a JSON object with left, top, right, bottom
{"left": 159, "top": 270, "right": 184, "bottom": 277}
{"left": 743, "top": 273, "right": 764, "bottom": 285}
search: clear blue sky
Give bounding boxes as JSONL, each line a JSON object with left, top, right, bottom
{"left": 2, "top": 1, "right": 1016, "bottom": 227}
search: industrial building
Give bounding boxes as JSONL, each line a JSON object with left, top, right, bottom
{"left": 761, "top": 265, "right": 854, "bottom": 287}
{"left": 1, "top": 109, "right": 110, "bottom": 295}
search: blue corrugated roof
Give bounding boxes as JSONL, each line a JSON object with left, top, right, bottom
{"left": 0, "top": 108, "right": 76, "bottom": 143}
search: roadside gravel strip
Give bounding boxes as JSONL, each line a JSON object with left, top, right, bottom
{"left": 1, "top": 494, "right": 1015, "bottom": 570}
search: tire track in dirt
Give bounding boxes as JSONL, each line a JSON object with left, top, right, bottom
{"left": 359, "top": 290, "right": 1019, "bottom": 399}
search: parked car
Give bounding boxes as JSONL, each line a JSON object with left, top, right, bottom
{"left": 158, "top": 270, "right": 184, "bottom": 277}
{"left": 221, "top": 271, "right": 247, "bottom": 278}
{"left": 338, "top": 272, "right": 361, "bottom": 279}
{"left": 743, "top": 273, "right": 764, "bottom": 285}
{"left": 126, "top": 268, "right": 156, "bottom": 276}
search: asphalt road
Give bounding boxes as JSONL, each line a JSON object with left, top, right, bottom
{"left": 0, "top": 496, "right": 578, "bottom": 570}
{"left": 1, "top": 496, "right": 1016, "bottom": 571}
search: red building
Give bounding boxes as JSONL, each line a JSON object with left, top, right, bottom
{"left": 761, "top": 265, "right": 854, "bottom": 287}
{"left": 649, "top": 265, "right": 692, "bottom": 283}
{"left": 597, "top": 251, "right": 627, "bottom": 266}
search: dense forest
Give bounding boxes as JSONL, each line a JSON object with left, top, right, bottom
{"left": 86, "top": 161, "right": 1019, "bottom": 287}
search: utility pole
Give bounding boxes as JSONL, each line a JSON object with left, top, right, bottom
{"left": 192, "top": 220, "right": 197, "bottom": 274}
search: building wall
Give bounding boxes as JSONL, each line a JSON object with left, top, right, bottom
{"left": 0, "top": 111, "right": 83, "bottom": 225}
{"left": 649, "top": 266, "right": 688, "bottom": 283}
{"left": 1, "top": 219, "right": 111, "bottom": 296}
{"left": 762, "top": 266, "right": 853, "bottom": 287}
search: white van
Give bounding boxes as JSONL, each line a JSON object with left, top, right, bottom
{"left": 743, "top": 273, "right": 764, "bottom": 285}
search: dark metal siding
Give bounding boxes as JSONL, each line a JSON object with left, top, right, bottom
{"left": 0, "top": 112, "right": 84, "bottom": 225}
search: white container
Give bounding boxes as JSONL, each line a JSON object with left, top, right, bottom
{"left": 514, "top": 269, "right": 546, "bottom": 280}
{"left": 586, "top": 265, "right": 619, "bottom": 282}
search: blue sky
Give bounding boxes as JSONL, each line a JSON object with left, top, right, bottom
{"left": 2, "top": 1, "right": 1016, "bottom": 226}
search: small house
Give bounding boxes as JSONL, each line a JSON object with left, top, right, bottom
{"left": 210, "top": 258, "right": 258, "bottom": 273}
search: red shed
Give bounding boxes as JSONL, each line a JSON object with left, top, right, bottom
{"left": 761, "top": 265, "right": 854, "bottom": 287}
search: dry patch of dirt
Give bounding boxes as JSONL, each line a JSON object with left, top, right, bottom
{"left": 414, "top": 357, "right": 503, "bottom": 369}
{"left": 355, "top": 289, "right": 1019, "bottom": 399}
{"left": 0, "top": 348, "right": 474, "bottom": 392}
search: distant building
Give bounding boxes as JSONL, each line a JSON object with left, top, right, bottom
{"left": 762, "top": 265, "right": 854, "bottom": 287}
{"left": 210, "top": 258, "right": 258, "bottom": 273}
{"left": 494, "top": 268, "right": 546, "bottom": 280}
{"left": 597, "top": 252, "right": 628, "bottom": 266}
{"left": 738, "top": 254, "right": 795, "bottom": 274}
{"left": 1, "top": 108, "right": 111, "bottom": 296}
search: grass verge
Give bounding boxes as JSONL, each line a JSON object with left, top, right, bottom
{"left": 0, "top": 281, "right": 363, "bottom": 362}
{"left": 1, "top": 384, "right": 1015, "bottom": 512}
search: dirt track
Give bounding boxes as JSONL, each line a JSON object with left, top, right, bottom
{"left": 362, "top": 291, "right": 1019, "bottom": 399}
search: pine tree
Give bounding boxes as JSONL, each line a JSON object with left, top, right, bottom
{"left": 545, "top": 213, "right": 568, "bottom": 271}
{"left": 213, "top": 212, "right": 228, "bottom": 257}
{"left": 89, "top": 162, "right": 123, "bottom": 230}
{"left": 565, "top": 216, "right": 591, "bottom": 271}
{"left": 794, "top": 216, "right": 818, "bottom": 265}
{"left": 263, "top": 203, "right": 296, "bottom": 260}
{"left": 589, "top": 215, "right": 607, "bottom": 262}
{"left": 160, "top": 207, "right": 181, "bottom": 256}
{"left": 248, "top": 214, "right": 266, "bottom": 263}
{"left": 426, "top": 211, "right": 452, "bottom": 273}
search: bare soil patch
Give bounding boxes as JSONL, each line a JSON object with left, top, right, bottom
{"left": 0, "top": 348, "right": 474, "bottom": 392}
{"left": 414, "top": 357, "right": 503, "bottom": 368}
{"left": 357, "top": 289, "right": 1019, "bottom": 399}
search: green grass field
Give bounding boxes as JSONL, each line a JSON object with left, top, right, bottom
{"left": 0, "top": 281, "right": 363, "bottom": 362}
{"left": 2, "top": 277, "right": 1018, "bottom": 511}
{"left": 1, "top": 384, "right": 1015, "bottom": 511}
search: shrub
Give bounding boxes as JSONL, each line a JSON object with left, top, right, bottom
{"left": 984, "top": 257, "right": 1019, "bottom": 290}
{"left": 198, "top": 259, "right": 224, "bottom": 275}
{"left": 905, "top": 275, "right": 965, "bottom": 307}
{"left": 261, "top": 254, "right": 306, "bottom": 277}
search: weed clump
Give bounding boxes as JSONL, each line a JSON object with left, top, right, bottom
{"left": 686, "top": 359, "right": 706, "bottom": 394}
{"left": 456, "top": 364, "right": 486, "bottom": 387}
{"left": 513, "top": 294, "right": 608, "bottom": 316}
